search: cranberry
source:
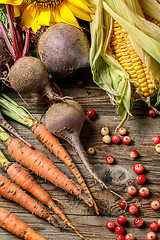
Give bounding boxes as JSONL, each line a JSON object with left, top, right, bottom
{"left": 102, "top": 135, "right": 111, "bottom": 144}
{"left": 106, "top": 221, "right": 115, "bottom": 231}
{"left": 137, "top": 174, "right": 147, "bottom": 184}
{"left": 133, "top": 163, "right": 144, "bottom": 174}
{"left": 115, "top": 225, "right": 124, "bottom": 235}
{"left": 127, "top": 185, "right": 137, "bottom": 196}
{"left": 149, "top": 222, "right": 159, "bottom": 232}
{"left": 100, "top": 127, "right": 109, "bottom": 136}
{"left": 150, "top": 200, "right": 160, "bottom": 210}
{"left": 134, "top": 217, "right": 144, "bottom": 227}
{"left": 155, "top": 143, "right": 160, "bottom": 153}
{"left": 153, "top": 136, "right": 160, "bottom": 144}
{"left": 116, "top": 235, "right": 125, "bottom": 240}
{"left": 122, "top": 136, "right": 131, "bottom": 145}
{"left": 119, "top": 201, "right": 127, "bottom": 210}
{"left": 111, "top": 135, "right": 121, "bottom": 144}
{"left": 87, "top": 147, "right": 95, "bottom": 155}
{"left": 128, "top": 204, "right": 138, "bottom": 214}
{"left": 117, "top": 216, "right": 127, "bottom": 226}
{"left": 130, "top": 150, "right": 138, "bottom": 159}
{"left": 77, "top": 79, "right": 85, "bottom": 88}
{"left": 148, "top": 109, "right": 156, "bottom": 117}
{"left": 87, "top": 109, "right": 97, "bottom": 120}
{"left": 106, "top": 155, "right": 114, "bottom": 164}
{"left": 118, "top": 127, "right": 127, "bottom": 136}
{"left": 146, "top": 231, "right": 156, "bottom": 240}
{"left": 125, "top": 233, "right": 135, "bottom": 240}
{"left": 157, "top": 219, "right": 160, "bottom": 227}
{"left": 139, "top": 187, "right": 150, "bottom": 197}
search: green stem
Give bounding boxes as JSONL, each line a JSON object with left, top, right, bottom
{"left": 0, "top": 126, "right": 11, "bottom": 143}
{"left": 0, "top": 93, "right": 37, "bottom": 128}
{"left": 0, "top": 150, "right": 10, "bottom": 170}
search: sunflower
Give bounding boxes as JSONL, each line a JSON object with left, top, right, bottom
{"left": 0, "top": 0, "right": 93, "bottom": 32}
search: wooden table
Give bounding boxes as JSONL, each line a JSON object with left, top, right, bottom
{"left": 0, "top": 72, "right": 159, "bottom": 240}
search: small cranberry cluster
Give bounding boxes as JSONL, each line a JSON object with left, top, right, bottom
{"left": 153, "top": 135, "right": 160, "bottom": 153}
{"left": 106, "top": 216, "right": 135, "bottom": 240}
{"left": 100, "top": 126, "right": 132, "bottom": 146}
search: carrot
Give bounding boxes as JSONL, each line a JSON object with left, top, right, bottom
{"left": 0, "top": 126, "right": 90, "bottom": 207}
{"left": 0, "top": 208, "right": 47, "bottom": 240}
{"left": 32, "top": 122, "right": 99, "bottom": 214}
{"left": 0, "top": 93, "right": 99, "bottom": 214}
{"left": 6, "top": 163, "right": 85, "bottom": 239}
{"left": 0, "top": 172, "right": 59, "bottom": 228}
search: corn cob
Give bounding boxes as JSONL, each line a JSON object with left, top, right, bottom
{"left": 110, "top": 19, "right": 159, "bottom": 98}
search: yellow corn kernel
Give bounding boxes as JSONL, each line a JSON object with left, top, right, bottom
{"left": 110, "top": 19, "right": 158, "bottom": 97}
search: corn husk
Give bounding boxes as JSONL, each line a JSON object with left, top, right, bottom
{"left": 89, "top": 0, "right": 160, "bottom": 128}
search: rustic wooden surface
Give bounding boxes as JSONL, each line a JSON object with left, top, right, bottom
{"left": 0, "top": 72, "right": 160, "bottom": 240}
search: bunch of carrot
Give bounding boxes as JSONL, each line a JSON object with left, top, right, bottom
{"left": 0, "top": 150, "right": 85, "bottom": 239}
{"left": 0, "top": 93, "right": 99, "bottom": 214}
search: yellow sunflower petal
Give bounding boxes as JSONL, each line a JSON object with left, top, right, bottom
{"left": 13, "top": 6, "right": 20, "bottom": 17}
{"left": 0, "top": 0, "right": 22, "bottom": 4}
{"left": 21, "top": 4, "right": 39, "bottom": 29}
{"left": 32, "top": 22, "right": 41, "bottom": 33}
{"left": 59, "top": 3, "right": 79, "bottom": 27}
{"left": 66, "top": 2, "right": 92, "bottom": 21}
{"left": 38, "top": 9, "right": 51, "bottom": 26}
{"left": 67, "top": 0, "right": 93, "bottom": 13}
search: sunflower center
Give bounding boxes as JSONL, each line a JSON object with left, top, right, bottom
{"left": 27, "top": 0, "right": 64, "bottom": 8}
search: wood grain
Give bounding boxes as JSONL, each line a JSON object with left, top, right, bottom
{"left": 0, "top": 75, "right": 159, "bottom": 240}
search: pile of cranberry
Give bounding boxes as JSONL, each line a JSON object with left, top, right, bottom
{"left": 87, "top": 109, "right": 160, "bottom": 239}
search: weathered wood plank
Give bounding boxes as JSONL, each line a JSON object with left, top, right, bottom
{"left": 0, "top": 80, "right": 159, "bottom": 239}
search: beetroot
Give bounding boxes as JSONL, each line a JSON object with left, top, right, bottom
{"left": 44, "top": 99, "right": 126, "bottom": 202}
{"left": 37, "top": 23, "right": 90, "bottom": 78}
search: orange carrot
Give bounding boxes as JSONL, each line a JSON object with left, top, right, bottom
{"left": 2, "top": 135, "right": 90, "bottom": 207}
{"left": 0, "top": 172, "right": 59, "bottom": 228}
{"left": 6, "top": 162, "right": 85, "bottom": 239}
{"left": 0, "top": 208, "right": 46, "bottom": 240}
{"left": 32, "top": 123, "right": 99, "bottom": 214}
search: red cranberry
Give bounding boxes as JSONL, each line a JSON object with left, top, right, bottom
{"left": 106, "top": 155, "right": 114, "bottom": 164}
{"left": 118, "top": 127, "right": 127, "bottom": 136}
{"left": 149, "top": 222, "right": 159, "bottom": 232}
{"left": 133, "top": 163, "right": 144, "bottom": 174}
{"left": 134, "top": 217, "right": 144, "bottom": 227}
{"left": 117, "top": 216, "right": 127, "bottom": 226}
{"left": 146, "top": 231, "right": 156, "bottom": 240}
{"left": 115, "top": 225, "right": 124, "bottom": 235}
{"left": 116, "top": 235, "right": 125, "bottom": 240}
{"left": 137, "top": 174, "right": 147, "bottom": 184}
{"left": 77, "top": 79, "right": 85, "bottom": 88}
{"left": 111, "top": 135, "right": 121, "bottom": 144}
{"left": 157, "top": 219, "right": 160, "bottom": 226}
{"left": 87, "top": 109, "right": 97, "bottom": 120}
{"left": 125, "top": 233, "right": 135, "bottom": 240}
{"left": 127, "top": 185, "right": 137, "bottom": 196}
{"left": 150, "top": 200, "right": 160, "bottom": 210}
{"left": 139, "top": 187, "right": 150, "bottom": 197}
{"left": 128, "top": 204, "right": 138, "bottom": 214}
{"left": 153, "top": 136, "right": 160, "bottom": 144}
{"left": 119, "top": 201, "right": 127, "bottom": 210}
{"left": 122, "top": 136, "right": 131, "bottom": 145}
{"left": 100, "top": 127, "right": 109, "bottom": 136}
{"left": 130, "top": 150, "right": 138, "bottom": 159}
{"left": 106, "top": 221, "right": 115, "bottom": 231}
{"left": 148, "top": 109, "right": 156, "bottom": 117}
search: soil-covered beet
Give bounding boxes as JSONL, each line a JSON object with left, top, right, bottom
{"left": 9, "top": 56, "right": 48, "bottom": 94}
{"left": 37, "top": 23, "right": 90, "bottom": 78}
